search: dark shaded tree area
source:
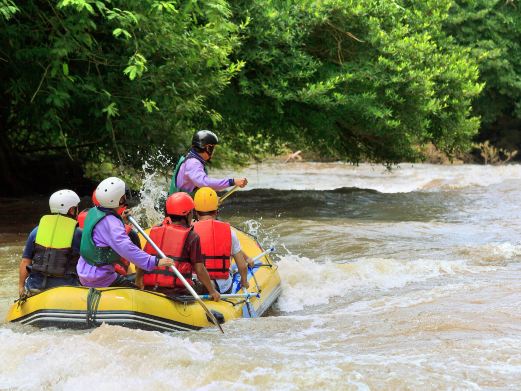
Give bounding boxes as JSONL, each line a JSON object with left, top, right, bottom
{"left": 0, "top": 0, "right": 518, "bottom": 195}
{"left": 0, "top": 0, "right": 239, "bottom": 195}
{"left": 445, "top": 0, "right": 521, "bottom": 152}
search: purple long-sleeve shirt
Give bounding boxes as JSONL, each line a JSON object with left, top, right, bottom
{"left": 77, "top": 214, "right": 157, "bottom": 287}
{"left": 176, "top": 150, "right": 233, "bottom": 193}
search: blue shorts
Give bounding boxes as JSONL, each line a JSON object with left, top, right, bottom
{"left": 25, "top": 272, "right": 80, "bottom": 293}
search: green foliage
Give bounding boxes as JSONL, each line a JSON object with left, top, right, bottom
{"left": 2, "top": 0, "right": 517, "bottom": 188}
{"left": 213, "top": 0, "right": 482, "bottom": 163}
{"left": 445, "top": 0, "right": 521, "bottom": 150}
{"left": 0, "top": 0, "right": 240, "bottom": 173}
{"left": 0, "top": 0, "right": 18, "bottom": 20}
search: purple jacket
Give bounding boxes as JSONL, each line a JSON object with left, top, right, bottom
{"left": 176, "top": 150, "right": 233, "bottom": 193}
{"left": 77, "top": 214, "right": 157, "bottom": 287}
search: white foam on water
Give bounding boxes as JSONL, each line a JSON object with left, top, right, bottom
{"left": 213, "top": 162, "right": 521, "bottom": 193}
{"left": 0, "top": 324, "right": 214, "bottom": 390}
{"left": 275, "top": 254, "right": 493, "bottom": 312}
{"left": 459, "top": 242, "right": 521, "bottom": 266}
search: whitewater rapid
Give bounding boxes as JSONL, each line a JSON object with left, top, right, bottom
{"left": 2, "top": 162, "right": 521, "bottom": 389}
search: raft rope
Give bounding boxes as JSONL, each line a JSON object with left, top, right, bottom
{"left": 86, "top": 288, "right": 102, "bottom": 327}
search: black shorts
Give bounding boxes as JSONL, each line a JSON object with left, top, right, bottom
{"left": 110, "top": 275, "right": 137, "bottom": 288}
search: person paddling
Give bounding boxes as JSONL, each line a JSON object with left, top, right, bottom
{"left": 169, "top": 130, "right": 248, "bottom": 195}
{"left": 19, "top": 190, "right": 82, "bottom": 296}
{"left": 77, "top": 176, "right": 174, "bottom": 287}
{"left": 135, "top": 192, "right": 221, "bottom": 301}
{"left": 193, "top": 187, "right": 251, "bottom": 294}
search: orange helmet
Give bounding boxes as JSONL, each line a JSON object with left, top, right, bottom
{"left": 166, "top": 193, "right": 194, "bottom": 216}
{"left": 92, "top": 190, "right": 100, "bottom": 206}
{"left": 77, "top": 209, "right": 89, "bottom": 229}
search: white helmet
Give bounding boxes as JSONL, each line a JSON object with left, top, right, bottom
{"left": 49, "top": 189, "right": 80, "bottom": 215}
{"left": 95, "top": 177, "right": 126, "bottom": 208}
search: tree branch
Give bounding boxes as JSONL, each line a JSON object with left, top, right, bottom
{"left": 30, "top": 63, "right": 51, "bottom": 103}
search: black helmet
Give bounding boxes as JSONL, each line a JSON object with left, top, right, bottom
{"left": 192, "top": 130, "right": 219, "bottom": 151}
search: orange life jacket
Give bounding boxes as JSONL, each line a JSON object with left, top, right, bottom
{"left": 142, "top": 218, "right": 193, "bottom": 288}
{"left": 192, "top": 219, "right": 231, "bottom": 280}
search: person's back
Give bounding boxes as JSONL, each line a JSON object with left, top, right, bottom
{"left": 77, "top": 192, "right": 138, "bottom": 278}
{"left": 141, "top": 216, "right": 198, "bottom": 294}
{"left": 192, "top": 187, "right": 250, "bottom": 294}
{"left": 77, "top": 176, "right": 174, "bottom": 288}
{"left": 19, "top": 190, "right": 82, "bottom": 296}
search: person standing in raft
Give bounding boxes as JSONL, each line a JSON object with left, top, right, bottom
{"left": 19, "top": 190, "right": 82, "bottom": 296}
{"left": 135, "top": 192, "right": 221, "bottom": 301}
{"left": 169, "top": 130, "right": 248, "bottom": 195}
{"left": 193, "top": 187, "right": 252, "bottom": 294}
{"left": 77, "top": 176, "right": 174, "bottom": 287}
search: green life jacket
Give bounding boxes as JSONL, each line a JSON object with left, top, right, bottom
{"left": 32, "top": 214, "right": 79, "bottom": 276}
{"left": 168, "top": 154, "right": 208, "bottom": 195}
{"left": 80, "top": 207, "right": 122, "bottom": 266}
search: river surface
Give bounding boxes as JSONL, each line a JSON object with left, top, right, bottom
{"left": 2, "top": 162, "right": 521, "bottom": 390}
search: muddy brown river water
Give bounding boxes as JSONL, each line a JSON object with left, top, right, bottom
{"left": 1, "top": 162, "right": 521, "bottom": 390}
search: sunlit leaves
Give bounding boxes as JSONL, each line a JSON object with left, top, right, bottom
{"left": 0, "top": 0, "right": 18, "bottom": 20}
{"left": 102, "top": 102, "right": 119, "bottom": 118}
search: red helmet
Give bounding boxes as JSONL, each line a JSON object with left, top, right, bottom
{"left": 92, "top": 190, "right": 100, "bottom": 206}
{"left": 166, "top": 193, "right": 194, "bottom": 216}
{"left": 77, "top": 209, "right": 89, "bottom": 229}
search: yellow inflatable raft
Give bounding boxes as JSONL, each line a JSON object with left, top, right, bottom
{"left": 5, "top": 228, "right": 281, "bottom": 332}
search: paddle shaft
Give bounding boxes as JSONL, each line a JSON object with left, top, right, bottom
{"left": 230, "top": 247, "right": 275, "bottom": 273}
{"left": 248, "top": 247, "right": 274, "bottom": 292}
{"left": 128, "top": 216, "right": 224, "bottom": 333}
{"left": 199, "top": 292, "right": 259, "bottom": 300}
{"left": 218, "top": 185, "right": 239, "bottom": 206}
{"left": 251, "top": 247, "right": 275, "bottom": 264}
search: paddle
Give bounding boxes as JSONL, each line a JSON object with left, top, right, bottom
{"left": 218, "top": 185, "right": 239, "bottom": 206}
{"left": 128, "top": 215, "right": 224, "bottom": 333}
{"left": 251, "top": 247, "right": 276, "bottom": 263}
{"left": 242, "top": 286, "right": 256, "bottom": 318}
{"left": 247, "top": 247, "right": 275, "bottom": 293}
{"left": 239, "top": 247, "right": 275, "bottom": 318}
{"left": 199, "top": 292, "right": 260, "bottom": 300}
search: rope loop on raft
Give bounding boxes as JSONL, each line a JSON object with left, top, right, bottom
{"left": 86, "top": 288, "right": 102, "bottom": 327}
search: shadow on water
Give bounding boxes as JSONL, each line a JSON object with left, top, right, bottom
{"left": 219, "top": 188, "right": 462, "bottom": 222}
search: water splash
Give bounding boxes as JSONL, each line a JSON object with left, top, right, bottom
{"left": 133, "top": 153, "right": 173, "bottom": 227}
{"left": 240, "top": 218, "right": 280, "bottom": 252}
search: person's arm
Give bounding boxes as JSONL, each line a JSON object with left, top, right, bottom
{"left": 18, "top": 258, "right": 31, "bottom": 296}
{"left": 194, "top": 263, "right": 220, "bottom": 301}
{"left": 188, "top": 232, "right": 220, "bottom": 301}
{"left": 233, "top": 251, "right": 250, "bottom": 290}
{"left": 19, "top": 227, "right": 37, "bottom": 296}
{"left": 230, "top": 230, "right": 249, "bottom": 289}
{"left": 184, "top": 159, "right": 234, "bottom": 191}
{"left": 101, "top": 216, "right": 173, "bottom": 271}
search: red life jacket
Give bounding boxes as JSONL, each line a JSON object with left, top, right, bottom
{"left": 193, "top": 219, "right": 231, "bottom": 280}
{"left": 77, "top": 209, "right": 89, "bottom": 229}
{"left": 114, "top": 225, "right": 134, "bottom": 276}
{"left": 142, "top": 218, "right": 193, "bottom": 288}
